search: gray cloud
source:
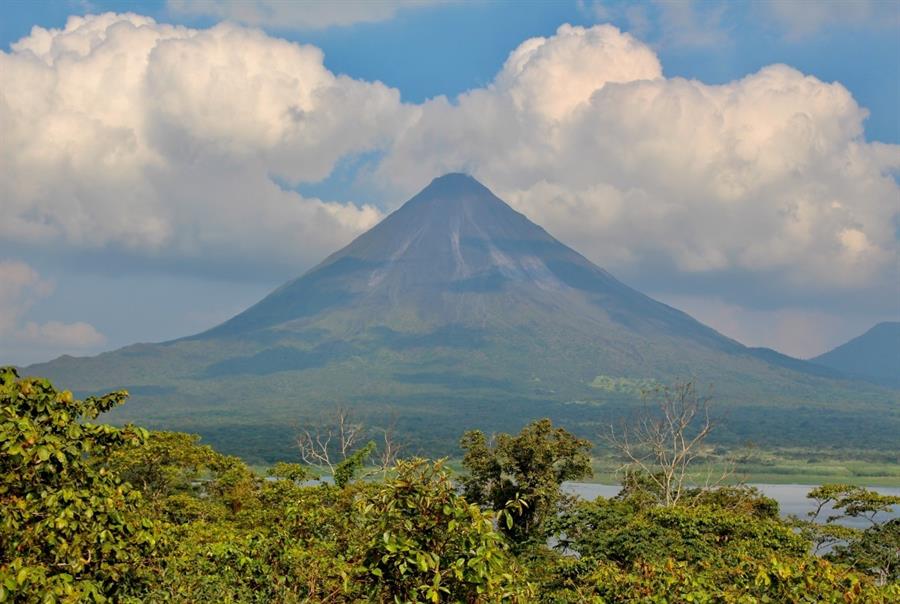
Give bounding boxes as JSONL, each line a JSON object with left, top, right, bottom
{"left": 0, "top": 260, "right": 106, "bottom": 365}
{"left": 587, "top": 1, "right": 900, "bottom": 46}
{"left": 759, "top": 0, "right": 900, "bottom": 39}
{"left": 655, "top": 293, "right": 898, "bottom": 358}
{"left": 588, "top": 0, "right": 732, "bottom": 49}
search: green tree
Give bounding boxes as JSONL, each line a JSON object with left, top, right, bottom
{"left": 104, "top": 431, "right": 220, "bottom": 505}
{"left": 801, "top": 484, "right": 900, "bottom": 585}
{"left": 460, "top": 419, "right": 592, "bottom": 547}
{"left": 0, "top": 367, "right": 163, "bottom": 602}
{"left": 145, "top": 457, "right": 354, "bottom": 602}
{"left": 542, "top": 484, "right": 897, "bottom": 603}
{"left": 831, "top": 519, "right": 899, "bottom": 585}
{"left": 553, "top": 495, "right": 806, "bottom": 568}
{"left": 806, "top": 483, "right": 900, "bottom": 526}
{"left": 266, "top": 461, "right": 310, "bottom": 483}
{"left": 333, "top": 441, "right": 375, "bottom": 488}
{"left": 358, "top": 459, "right": 531, "bottom": 602}
{"left": 550, "top": 554, "right": 898, "bottom": 603}
{"left": 104, "top": 430, "right": 264, "bottom": 522}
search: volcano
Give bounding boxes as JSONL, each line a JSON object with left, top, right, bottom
{"left": 207, "top": 173, "right": 737, "bottom": 351}
{"left": 811, "top": 322, "right": 900, "bottom": 387}
{"left": 25, "top": 174, "right": 899, "bottom": 460}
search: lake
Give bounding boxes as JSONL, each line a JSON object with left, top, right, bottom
{"left": 563, "top": 482, "right": 900, "bottom": 527}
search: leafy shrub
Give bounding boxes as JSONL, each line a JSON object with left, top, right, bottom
{"left": 0, "top": 367, "right": 164, "bottom": 602}
{"left": 358, "top": 459, "right": 532, "bottom": 602}
{"left": 460, "top": 419, "right": 592, "bottom": 546}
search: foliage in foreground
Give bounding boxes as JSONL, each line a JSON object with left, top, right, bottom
{"left": 460, "top": 418, "right": 593, "bottom": 547}
{"left": 1, "top": 367, "right": 898, "bottom": 603}
{"left": 0, "top": 369, "right": 163, "bottom": 602}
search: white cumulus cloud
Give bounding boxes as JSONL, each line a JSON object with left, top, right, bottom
{"left": 1, "top": 13, "right": 404, "bottom": 274}
{"left": 379, "top": 23, "right": 900, "bottom": 294}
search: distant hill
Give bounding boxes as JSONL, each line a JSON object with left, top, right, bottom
{"left": 23, "top": 175, "right": 899, "bottom": 461}
{"left": 811, "top": 322, "right": 900, "bottom": 387}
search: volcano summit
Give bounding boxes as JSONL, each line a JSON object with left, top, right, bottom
{"left": 26, "top": 174, "right": 898, "bottom": 460}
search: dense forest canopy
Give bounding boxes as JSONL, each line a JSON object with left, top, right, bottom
{"left": 2, "top": 367, "right": 898, "bottom": 602}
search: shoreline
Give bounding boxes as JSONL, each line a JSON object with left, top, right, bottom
{"left": 582, "top": 473, "right": 900, "bottom": 488}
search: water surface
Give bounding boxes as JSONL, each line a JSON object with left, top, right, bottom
{"left": 563, "top": 482, "right": 900, "bottom": 527}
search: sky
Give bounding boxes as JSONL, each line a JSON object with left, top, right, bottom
{"left": 1, "top": 0, "right": 898, "bottom": 365}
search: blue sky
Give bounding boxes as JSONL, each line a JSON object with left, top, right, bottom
{"left": 1, "top": 0, "right": 898, "bottom": 363}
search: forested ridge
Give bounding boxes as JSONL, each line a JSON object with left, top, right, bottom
{"left": 2, "top": 367, "right": 898, "bottom": 603}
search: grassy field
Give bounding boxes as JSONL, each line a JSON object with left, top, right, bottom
{"left": 281, "top": 445, "right": 899, "bottom": 488}
{"left": 586, "top": 446, "right": 900, "bottom": 487}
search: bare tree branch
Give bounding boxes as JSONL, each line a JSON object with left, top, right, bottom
{"left": 604, "top": 380, "right": 726, "bottom": 507}
{"left": 296, "top": 406, "right": 409, "bottom": 483}
{"left": 375, "top": 413, "right": 404, "bottom": 475}
{"left": 296, "top": 406, "right": 364, "bottom": 477}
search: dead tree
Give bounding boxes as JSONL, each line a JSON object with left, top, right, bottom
{"left": 296, "top": 407, "right": 405, "bottom": 481}
{"left": 605, "top": 380, "right": 724, "bottom": 507}
{"left": 375, "top": 414, "right": 404, "bottom": 476}
{"left": 296, "top": 407, "right": 364, "bottom": 477}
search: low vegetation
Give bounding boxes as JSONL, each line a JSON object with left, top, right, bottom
{"left": 2, "top": 367, "right": 898, "bottom": 602}
{"left": 586, "top": 447, "right": 900, "bottom": 487}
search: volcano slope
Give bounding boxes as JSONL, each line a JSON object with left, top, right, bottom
{"left": 24, "top": 174, "right": 899, "bottom": 461}
{"left": 811, "top": 322, "right": 900, "bottom": 387}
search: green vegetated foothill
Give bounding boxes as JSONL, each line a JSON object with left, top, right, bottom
{"left": 3, "top": 367, "right": 899, "bottom": 603}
